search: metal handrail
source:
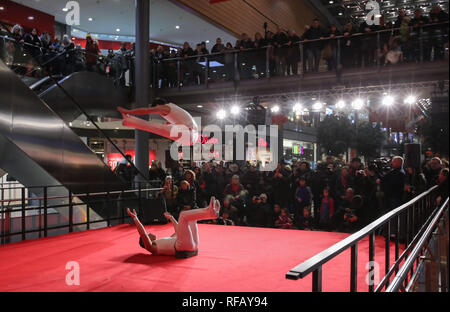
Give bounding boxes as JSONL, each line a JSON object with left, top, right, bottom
{"left": 386, "top": 197, "right": 449, "bottom": 292}
{"left": 0, "top": 180, "right": 162, "bottom": 191}
{"left": 286, "top": 185, "right": 438, "bottom": 280}
{"left": 159, "top": 21, "right": 449, "bottom": 63}
{"left": 0, "top": 186, "right": 163, "bottom": 204}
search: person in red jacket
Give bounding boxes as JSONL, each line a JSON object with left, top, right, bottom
{"left": 318, "top": 187, "right": 334, "bottom": 230}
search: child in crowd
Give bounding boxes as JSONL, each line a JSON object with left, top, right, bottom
{"left": 269, "top": 204, "right": 282, "bottom": 228}
{"left": 215, "top": 210, "right": 235, "bottom": 226}
{"left": 318, "top": 187, "right": 335, "bottom": 230}
{"left": 275, "top": 208, "right": 294, "bottom": 229}
{"left": 341, "top": 195, "right": 363, "bottom": 233}
{"left": 298, "top": 207, "right": 314, "bottom": 230}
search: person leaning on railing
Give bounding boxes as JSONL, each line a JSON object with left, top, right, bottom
{"left": 435, "top": 168, "right": 449, "bottom": 206}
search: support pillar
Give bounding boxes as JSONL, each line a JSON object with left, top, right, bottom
{"left": 134, "top": 0, "right": 150, "bottom": 183}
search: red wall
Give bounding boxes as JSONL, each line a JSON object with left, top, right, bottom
{"left": 0, "top": 0, "right": 55, "bottom": 37}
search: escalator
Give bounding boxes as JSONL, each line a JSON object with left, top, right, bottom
{"left": 0, "top": 58, "right": 146, "bottom": 221}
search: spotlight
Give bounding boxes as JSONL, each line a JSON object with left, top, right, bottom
{"left": 382, "top": 95, "right": 395, "bottom": 106}
{"left": 293, "top": 103, "right": 302, "bottom": 114}
{"left": 62, "top": 8, "right": 69, "bottom": 12}
{"left": 216, "top": 109, "right": 227, "bottom": 120}
{"left": 336, "top": 100, "right": 346, "bottom": 109}
{"left": 88, "top": 17, "right": 93, "bottom": 21}
{"left": 313, "top": 102, "right": 323, "bottom": 110}
{"left": 352, "top": 99, "right": 364, "bottom": 110}
{"left": 404, "top": 95, "right": 416, "bottom": 105}
{"left": 116, "top": 28, "right": 120, "bottom": 32}
{"left": 230, "top": 105, "right": 240, "bottom": 116}
{"left": 271, "top": 106, "right": 280, "bottom": 113}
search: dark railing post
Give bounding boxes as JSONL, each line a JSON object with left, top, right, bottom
{"left": 369, "top": 232, "right": 375, "bottom": 292}
{"left": 405, "top": 209, "right": 410, "bottom": 247}
{"left": 300, "top": 42, "right": 304, "bottom": 78}
{"left": 336, "top": 38, "right": 341, "bottom": 79}
{"left": 205, "top": 56, "right": 209, "bottom": 88}
{"left": 138, "top": 183, "right": 142, "bottom": 217}
{"left": 69, "top": 190, "right": 73, "bottom": 233}
{"left": 312, "top": 266, "right": 322, "bottom": 292}
{"left": 86, "top": 192, "right": 90, "bottom": 230}
{"left": 419, "top": 27, "right": 424, "bottom": 63}
{"left": 385, "top": 221, "right": 391, "bottom": 288}
{"left": 21, "top": 187, "right": 25, "bottom": 241}
{"left": 43, "top": 186, "right": 48, "bottom": 238}
{"left": 265, "top": 46, "right": 270, "bottom": 79}
{"left": 395, "top": 214, "right": 400, "bottom": 273}
{"left": 177, "top": 59, "right": 181, "bottom": 90}
{"left": 106, "top": 191, "right": 111, "bottom": 227}
{"left": 350, "top": 244, "right": 358, "bottom": 292}
{"left": 121, "top": 190, "right": 125, "bottom": 224}
{"left": 376, "top": 32, "right": 380, "bottom": 70}
{"left": 233, "top": 52, "right": 239, "bottom": 84}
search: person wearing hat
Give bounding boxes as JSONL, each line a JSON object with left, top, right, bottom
{"left": 85, "top": 33, "right": 99, "bottom": 71}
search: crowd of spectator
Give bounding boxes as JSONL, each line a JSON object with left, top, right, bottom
{"left": 154, "top": 6, "right": 449, "bottom": 87}
{"left": 0, "top": 24, "right": 134, "bottom": 85}
{"left": 1, "top": 5, "right": 448, "bottom": 87}
{"left": 116, "top": 154, "right": 449, "bottom": 234}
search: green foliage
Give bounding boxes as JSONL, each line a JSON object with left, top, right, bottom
{"left": 317, "top": 116, "right": 385, "bottom": 158}
{"left": 317, "top": 115, "right": 354, "bottom": 156}
{"left": 417, "top": 118, "right": 449, "bottom": 156}
{"left": 354, "top": 121, "right": 385, "bottom": 159}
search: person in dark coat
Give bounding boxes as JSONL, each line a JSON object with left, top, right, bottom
{"left": 378, "top": 156, "right": 406, "bottom": 214}
{"left": 272, "top": 26, "right": 288, "bottom": 75}
{"left": 303, "top": 19, "right": 325, "bottom": 72}
{"left": 286, "top": 30, "right": 300, "bottom": 75}
{"left": 85, "top": 34, "right": 99, "bottom": 71}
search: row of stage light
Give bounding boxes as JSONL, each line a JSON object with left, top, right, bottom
{"left": 215, "top": 95, "right": 418, "bottom": 120}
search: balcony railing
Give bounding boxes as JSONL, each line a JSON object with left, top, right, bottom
{"left": 152, "top": 22, "right": 449, "bottom": 90}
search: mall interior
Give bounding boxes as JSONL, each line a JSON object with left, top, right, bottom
{"left": 0, "top": 0, "right": 449, "bottom": 293}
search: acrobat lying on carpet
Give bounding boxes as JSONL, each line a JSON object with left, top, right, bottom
{"left": 127, "top": 197, "right": 220, "bottom": 258}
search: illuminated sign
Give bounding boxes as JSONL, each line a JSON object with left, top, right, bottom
{"left": 107, "top": 150, "right": 156, "bottom": 170}
{"left": 293, "top": 145, "right": 304, "bottom": 155}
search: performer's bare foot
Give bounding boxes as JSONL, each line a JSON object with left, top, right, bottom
{"left": 208, "top": 197, "right": 220, "bottom": 218}
{"left": 117, "top": 106, "right": 130, "bottom": 119}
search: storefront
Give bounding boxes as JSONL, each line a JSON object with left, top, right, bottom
{"left": 282, "top": 139, "right": 316, "bottom": 164}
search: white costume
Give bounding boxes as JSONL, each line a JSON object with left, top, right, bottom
{"left": 122, "top": 103, "right": 199, "bottom": 146}
{"left": 138, "top": 198, "right": 220, "bottom": 258}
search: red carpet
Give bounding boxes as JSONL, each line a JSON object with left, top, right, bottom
{"left": 0, "top": 224, "right": 401, "bottom": 292}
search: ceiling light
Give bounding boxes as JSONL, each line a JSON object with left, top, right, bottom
{"left": 313, "top": 102, "right": 323, "bottom": 110}
{"left": 404, "top": 95, "right": 416, "bottom": 105}
{"left": 116, "top": 28, "right": 120, "bottom": 32}
{"left": 293, "top": 103, "right": 302, "bottom": 114}
{"left": 216, "top": 109, "right": 227, "bottom": 120}
{"left": 197, "top": 105, "right": 203, "bottom": 108}
{"left": 352, "top": 99, "right": 364, "bottom": 110}
{"left": 230, "top": 105, "right": 240, "bottom": 116}
{"left": 175, "top": 25, "right": 180, "bottom": 29}
{"left": 28, "top": 16, "right": 34, "bottom": 20}
{"left": 382, "top": 95, "right": 395, "bottom": 106}
{"left": 271, "top": 106, "right": 280, "bottom": 113}
{"left": 62, "top": 7, "right": 68, "bottom": 12}
{"left": 336, "top": 100, "right": 346, "bottom": 109}
{"left": 88, "top": 17, "right": 93, "bottom": 21}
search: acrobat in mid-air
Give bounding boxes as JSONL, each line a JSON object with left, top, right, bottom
{"left": 127, "top": 197, "right": 220, "bottom": 258}
{"left": 118, "top": 100, "right": 198, "bottom": 146}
